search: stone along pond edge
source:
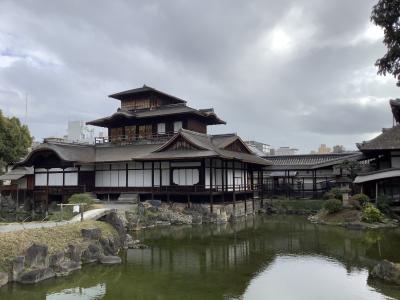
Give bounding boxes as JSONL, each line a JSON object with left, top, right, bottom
{"left": 0, "top": 212, "right": 129, "bottom": 288}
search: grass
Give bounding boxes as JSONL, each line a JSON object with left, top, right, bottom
{"left": 0, "top": 220, "right": 118, "bottom": 272}
{"left": 268, "top": 199, "right": 325, "bottom": 212}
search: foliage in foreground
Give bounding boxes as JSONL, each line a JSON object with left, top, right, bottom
{"left": 0, "top": 110, "right": 32, "bottom": 173}
{"left": 362, "top": 204, "right": 384, "bottom": 223}
{"left": 371, "top": 0, "right": 400, "bottom": 86}
{"left": 323, "top": 199, "right": 343, "bottom": 214}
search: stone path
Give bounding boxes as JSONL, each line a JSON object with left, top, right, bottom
{"left": 0, "top": 208, "right": 116, "bottom": 233}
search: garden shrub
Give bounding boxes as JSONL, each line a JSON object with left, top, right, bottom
{"left": 349, "top": 193, "right": 369, "bottom": 209}
{"left": 68, "top": 193, "right": 94, "bottom": 209}
{"left": 361, "top": 204, "right": 384, "bottom": 223}
{"left": 377, "top": 195, "right": 392, "bottom": 214}
{"left": 330, "top": 188, "right": 342, "bottom": 200}
{"left": 323, "top": 199, "right": 343, "bottom": 214}
{"left": 323, "top": 188, "right": 342, "bottom": 200}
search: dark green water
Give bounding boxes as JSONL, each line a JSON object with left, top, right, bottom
{"left": 2, "top": 215, "right": 400, "bottom": 300}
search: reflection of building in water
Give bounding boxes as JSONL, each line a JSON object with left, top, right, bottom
{"left": 47, "top": 283, "right": 106, "bottom": 300}
{"left": 129, "top": 216, "right": 377, "bottom": 278}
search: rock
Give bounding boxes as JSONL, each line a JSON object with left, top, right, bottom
{"left": 49, "top": 252, "right": 65, "bottom": 268}
{"left": 146, "top": 200, "right": 162, "bottom": 208}
{"left": 100, "top": 237, "right": 120, "bottom": 256}
{"left": 81, "top": 228, "right": 102, "bottom": 240}
{"left": 82, "top": 243, "right": 103, "bottom": 263}
{"left": 10, "top": 256, "right": 25, "bottom": 281}
{"left": 49, "top": 251, "right": 81, "bottom": 276}
{"left": 53, "top": 260, "right": 81, "bottom": 277}
{"left": 371, "top": 260, "right": 400, "bottom": 284}
{"left": 345, "top": 223, "right": 365, "bottom": 230}
{"left": 18, "top": 268, "right": 55, "bottom": 284}
{"left": 104, "top": 212, "right": 127, "bottom": 242}
{"left": 0, "top": 272, "right": 8, "bottom": 287}
{"left": 164, "top": 210, "right": 192, "bottom": 225}
{"left": 99, "top": 255, "right": 122, "bottom": 265}
{"left": 66, "top": 244, "right": 82, "bottom": 263}
{"left": 25, "top": 243, "right": 48, "bottom": 268}
{"left": 155, "top": 220, "right": 171, "bottom": 226}
{"left": 125, "top": 234, "right": 140, "bottom": 248}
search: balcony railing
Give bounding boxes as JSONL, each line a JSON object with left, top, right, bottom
{"left": 95, "top": 132, "right": 176, "bottom": 145}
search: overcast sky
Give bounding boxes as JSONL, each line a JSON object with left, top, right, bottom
{"left": 0, "top": 0, "right": 397, "bottom": 153}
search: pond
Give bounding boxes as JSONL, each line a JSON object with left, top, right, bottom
{"left": 1, "top": 215, "right": 400, "bottom": 300}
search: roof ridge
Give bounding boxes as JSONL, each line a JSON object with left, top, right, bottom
{"left": 180, "top": 128, "right": 210, "bottom": 137}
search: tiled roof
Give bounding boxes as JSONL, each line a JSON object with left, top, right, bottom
{"left": 264, "top": 152, "right": 363, "bottom": 170}
{"left": 87, "top": 104, "right": 225, "bottom": 126}
{"left": 357, "top": 125, "right": 400, "bottom": 151}
{"left": 16, "top": 129, "right": 271, "bottom": 167}
{"left": 109, "top": 85, "right": 186, "bottom": 103}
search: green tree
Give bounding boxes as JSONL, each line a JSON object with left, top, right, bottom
{"left": 371, "top": 0, "right": 400, "bottom": 86}
{"left": 340, "top": 160, "right": 362, "bottom": 181}
{"left": 0, "top": 110, "right": 32, "bottom": 172}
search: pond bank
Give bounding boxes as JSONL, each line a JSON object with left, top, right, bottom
{"left": 0, "top": 212, "right": 127, "bottom": 288}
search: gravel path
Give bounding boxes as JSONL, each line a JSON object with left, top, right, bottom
{"left": 0, "top": 208, "right": 115, "bottom": 233}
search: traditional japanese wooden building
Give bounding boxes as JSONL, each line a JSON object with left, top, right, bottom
{"left": 262, "top": 152, "right": 364, "bottom": 198}
{"left": 354, "top": 99, "right": 400, "bottom": 203}
{"left": 6, "top": 86, "right": 270, "bottom": 212}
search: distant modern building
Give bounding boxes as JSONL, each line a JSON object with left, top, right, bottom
{"left": 275, "top": 147, "right": 298, "bottom": 156}
{"left": 67, "top": 120, "right": 96, "bottom": 144}
{"left": 245, "top": 141, "right": 271, "bottom": 156}
{"left": 317, "top": 144, "right": 331, "bottom": 154}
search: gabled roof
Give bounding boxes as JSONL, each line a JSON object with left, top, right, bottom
{"left": 140, "top": 129, "right": 271, "bottom": 166}
{"left": 109, "top": 85, "right": 186, "bottom": 103}
{"left": 87, "top": 104, "right": 226, "bottom": 127}
{"left": 357, "top": 125, "right": 400, "bottom": 151}
{"left": 265, "top": 152, "right": 364, "bottom": 170}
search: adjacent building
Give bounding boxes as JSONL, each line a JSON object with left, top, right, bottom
{"left": 245, "top": 141, "right": 271, "bottom": 156}
{"left": 354, "top": 99, "right": 400, "bottom": 203}
{"left": 263, "top": 152, "right": 363, "bottom": 198}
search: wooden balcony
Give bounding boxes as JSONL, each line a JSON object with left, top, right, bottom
{"left": 95, "top": 132, "right": 175, "bottom": 145}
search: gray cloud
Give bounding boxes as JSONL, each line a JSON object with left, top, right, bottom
{"left": 0, "top": 0, "right": 396, "bottom": 152}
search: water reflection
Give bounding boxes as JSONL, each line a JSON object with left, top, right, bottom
{"left": 2, "top": 215, "right": 400, "bottom": 300}
{"left": 243, "top": 255, "right": 391, "bottom": 300}
{"left": 47, "top": 283, "right": 106, "bottom": 300}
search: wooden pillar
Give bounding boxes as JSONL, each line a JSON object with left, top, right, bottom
{"left": 151, "top": 162, "right": 154, "bottom": 201}
{"left": 259, "top": 168, "right": 262, "bottom": 209}
{"left": 210, "top": 159, "right": 213, "bottom": 213}
{"left": 313, "top": 170, "right": 317, "bottom": 198}
{"left": 232, "top": 161, "right": 236, "bottom": 215}
{"left": 222, "top": 160, "right": 225, "bottom": 203}
{"left": 187, "top": 194, "right": 191, "bottom": 208}
{"left": 375, "top": 181, "right": 379, "bottom": 205}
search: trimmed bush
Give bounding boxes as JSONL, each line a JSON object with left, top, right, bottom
{"left": 349, "top": 193, "right": 369, "bottom": 209}
{"left": 68, "top": 193, "right": 94, "bottom": 208}
{"left": 323, "top": 199, "right": 343, "bottom": 214}
{"left": 323, "top": 188, "right": 342, "bottom": 200}
{"left": 361, "top": 204, "right": 384, "bottom": 223}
